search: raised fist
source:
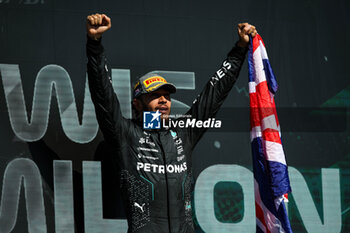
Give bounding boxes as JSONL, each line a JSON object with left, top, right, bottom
{"left": 237, "top": 23, "right": 257, "bottom": 47}
{"left": 86, "top": 13, "right": 111, "bottom": 40}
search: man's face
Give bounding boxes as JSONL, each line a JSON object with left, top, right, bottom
{"left": 136, "top": 88, "right": 171, "bottom": 120}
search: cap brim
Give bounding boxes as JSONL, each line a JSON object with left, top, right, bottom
{"left": 151, "top": 83, "right": 176, "bottom": 94}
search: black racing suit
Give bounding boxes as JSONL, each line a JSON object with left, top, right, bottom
{"left": 86, "top": 37, "right": 247, "bottom": 233}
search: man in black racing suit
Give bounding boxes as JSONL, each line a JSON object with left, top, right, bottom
{"left": 86, "top": 13, "right": 257, "bottom": 233}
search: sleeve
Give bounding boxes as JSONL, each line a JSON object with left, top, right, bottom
{"left": 185, "top": 43, "right": 248, "bottom": 149}
{"left": 86, "top": 36, "right": 125, "bottom": 145}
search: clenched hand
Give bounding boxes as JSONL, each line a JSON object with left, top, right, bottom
{"left": 86, "top": 13, "right": 111, "bottom": 40}
{"left": 237, "top": 23, "right": 257, "bottom": 47}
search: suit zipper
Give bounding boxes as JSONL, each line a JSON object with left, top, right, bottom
{"left": 158, "top": 132, "right": 172, "bottom": 233}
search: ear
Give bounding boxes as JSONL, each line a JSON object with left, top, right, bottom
{"left": 132, "top": 98, "right": 142, "bottom": 112}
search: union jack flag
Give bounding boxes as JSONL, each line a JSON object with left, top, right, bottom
{"left": 248, "top": 34, "right": 293, "bottom": 233}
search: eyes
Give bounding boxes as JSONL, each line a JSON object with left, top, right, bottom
{"left": 149, "top": 92, "right": 171, "bottom": 101}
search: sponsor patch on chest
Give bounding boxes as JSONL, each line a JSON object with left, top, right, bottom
{"left": 136, "top": 162, "right": 187, "bottom": 174}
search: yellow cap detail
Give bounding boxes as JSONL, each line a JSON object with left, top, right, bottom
{"left": 145, "top": 83, "right": 165, "bottom": 92}
{"left": 143, "top": 76, "right": 167, "bottom": 88}
{"left": 134, "top": 81, "right": 140, "bottom": 89}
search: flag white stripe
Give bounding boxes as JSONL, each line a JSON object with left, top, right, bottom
{"left": 255, "top": 180, "right": 286, "bottom": 233}
{"left": 260, "top": 41, "right": 269, "bottom": 60}
{"left": 264, "top": 140, "right": 287, "bottom": 165}
{"left": 261, "top": 115, "right": 279, "bottom": 132}
{"left": 251, "top": 126, "right": 262, "bottom": 141}
{"left": 274, "top": 196, "right": 284, "bottom": 211}
{"left": 256, "top": 217, "right": 267, "bottom": 233}
{"left": 249, "top": 81, "right": 256, "bottom": 93}
{"left": 253, "top": 46, "right": 266, "bottom": 85}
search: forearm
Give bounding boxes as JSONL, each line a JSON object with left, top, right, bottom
{"left": 210, "top": 43, "right": 247, "bottom": 88}
{"left": 192, "top": 43, "right": 248, "bottom": 119}
{"left": 86, "top": 36, "right": 114, "bottom": 112}
{"left": 86, "top": 36, "right": 121, "bottom": 142}
{"left": 185, "top": 44, "right": 247, "bottom": 147}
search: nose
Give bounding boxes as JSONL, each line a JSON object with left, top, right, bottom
{"left": 158, "top": 95, "right": 167, "bottom": 103}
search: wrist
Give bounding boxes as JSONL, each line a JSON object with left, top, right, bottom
{"left": 88, "top": 33, "right": 102, "bottom": 41}
{"left": 237, "top": 40, "right": 248, "bottom": 48}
